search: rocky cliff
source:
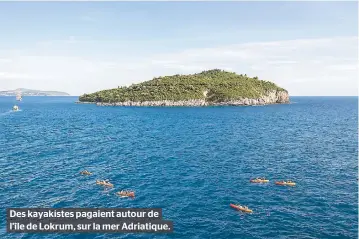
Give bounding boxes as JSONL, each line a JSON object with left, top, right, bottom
{"left": 92, "top": 90, "right": 289, "bottom": 106}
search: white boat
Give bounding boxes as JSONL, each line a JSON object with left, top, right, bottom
{"left": 13, "top": 105, "right": 19, "bottom": 111}
{"left": 16, "top": 92, "right": 22, "bottom": 101}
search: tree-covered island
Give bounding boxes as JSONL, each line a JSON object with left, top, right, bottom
{"left": 79, "top": 69, "right": 289, "bottom": 106}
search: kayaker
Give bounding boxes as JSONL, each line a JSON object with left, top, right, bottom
{"left": 80, "top": 170, "right": 91, "bottom": 175}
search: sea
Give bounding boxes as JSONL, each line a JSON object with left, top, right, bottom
{"left": 0, "top": 96, "right": 357, "bottom": 239}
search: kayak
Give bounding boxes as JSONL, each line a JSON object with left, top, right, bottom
{"left": 250, "top": 179, "right": 269, "bottom": 183}
{"left": 275, "top": 181, "right": 296, "bottom": 186}
{"left": 96, "top": 180, "right": 114, "bottom": 187}
{"left": 117, "top": 191, "right": 135, "bottom": 198}
{"left": 230, "top": 203, "right": 253, "bottom": 213}
{"left": 80, "top": 171, "right": 92, "bottom": 175}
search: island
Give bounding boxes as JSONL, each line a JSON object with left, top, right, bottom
{"left": 0, "top": 88, "right": 70, "bottom": 96}
{"left": 79, "top": 69, "right": 289, "bottom": 106}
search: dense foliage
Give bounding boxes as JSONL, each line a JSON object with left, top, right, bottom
{"left": 79, "top": 69, "right": 287, "bottom": 103}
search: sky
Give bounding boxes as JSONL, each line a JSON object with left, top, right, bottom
{"left": 0, "top": 1, "right": 358, "bottom": 96}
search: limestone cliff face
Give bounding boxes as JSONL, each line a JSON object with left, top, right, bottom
{"left": 93, "top": 90, "right": 289, "bottom": 107}
{"left": 212, "top": 90, "right": 289, "bottom": 106}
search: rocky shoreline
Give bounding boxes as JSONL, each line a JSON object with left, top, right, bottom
{"left": 77, "top": 90, "right": 289, "bottom": 107}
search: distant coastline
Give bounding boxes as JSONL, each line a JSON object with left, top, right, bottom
{"left": 0, "top": 88, "right": 70, "bottom": 96}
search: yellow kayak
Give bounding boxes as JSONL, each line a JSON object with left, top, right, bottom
{"left": 250, "top": 178, "right": 269, "bottom": 183}
{"left": 96, "top": 180, "right": 114, "bottom": 187}
{"left": 275, "top": 181, "right": 296, "bottom": 186}
{"left": 80, "top": 170, "right": 92, "bottom": 175}
{"left": 230, "top": 204, "right": 253, "bottom": 213}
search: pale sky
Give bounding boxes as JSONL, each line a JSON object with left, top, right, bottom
{"left": 0, "top": 2, "right": 358, "bottom": 96}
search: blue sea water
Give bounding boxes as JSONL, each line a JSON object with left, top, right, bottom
{"left": 0, "top": 96, "right": 357, "bottom": 239}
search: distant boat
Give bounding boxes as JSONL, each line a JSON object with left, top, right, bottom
{"left": 13, "top": 105, "right": 19, "bottom": 111}
{"left": 16, "top": 92, "right": 22, "bottom": 101}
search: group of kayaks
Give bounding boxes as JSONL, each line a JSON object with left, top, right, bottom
{"left": 230, "top": 177, "right": 296, "bottom": 214}
{"left": 80, "top": 170, "right": 135, "bottom": 198}
{"left": 250, "top": 177, "right": 296, "bottom": 186}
